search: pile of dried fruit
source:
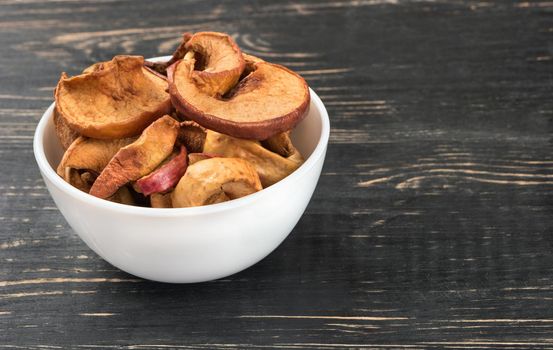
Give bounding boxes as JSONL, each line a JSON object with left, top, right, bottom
{"left": 54, "top": 31, "right": 309, "bottom": 208}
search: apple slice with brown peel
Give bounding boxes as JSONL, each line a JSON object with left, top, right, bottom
{"left": 145, "top": 32, "right": 192, "bottom": 76}
{"left": 169, "top": 55, "right": 310, "bottom": 140}
{"left": 134, "top": 145, "right": 188, "bottom": 196}
{"left": 203, "top": 130, "right": 303, "bottom": 187}
{"left": 89, "top": 115, "right": 180, "bottom": 199}
{"left": 55, "top": 55, "right": 172, "bottom": 139}
{"left": 172, "top": 157, "right": 261, "bottom": 208}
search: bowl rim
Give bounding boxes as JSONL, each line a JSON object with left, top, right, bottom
{"left": 33, "top": 87, "right": 330, "bottom": 217}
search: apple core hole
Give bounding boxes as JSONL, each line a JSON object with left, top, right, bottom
{"left": 193, "top": 52, "right": 207, "bottom": 71}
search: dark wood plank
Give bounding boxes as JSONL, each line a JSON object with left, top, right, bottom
{"left": 1, "top": 0, "right": 552, "bottom": 348}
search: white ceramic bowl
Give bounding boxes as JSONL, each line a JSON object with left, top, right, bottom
{"left": 33, "top": 63, "right": 329, "bottom": 283}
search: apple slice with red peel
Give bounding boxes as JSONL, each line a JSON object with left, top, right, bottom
{"left": 134, "top": 145, "right": 188, "bottom": 196}
{"left": 169, "top": 54, "right": 310, "bottom": 140}
{"left": 89, "top": 115, "right": 179, "bottom": 199}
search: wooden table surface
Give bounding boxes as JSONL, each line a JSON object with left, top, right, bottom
{"left": 1, "top": 0, "right": 552, "bottom": 348}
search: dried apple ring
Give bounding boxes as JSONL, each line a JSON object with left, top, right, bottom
{"left": 169, "top": 54, "right": 309, "bottom": 140}
{"left": 172, "top": 157, "right": 262, "bottom": 208}
{"left": 145, "top": 32, "right": 193, "bottom": 76}
{"left": 55, "top": 55, "right": 172, "bottom": 139}
{"left": 184, "top": 31, "right": 245, "bottom": 96}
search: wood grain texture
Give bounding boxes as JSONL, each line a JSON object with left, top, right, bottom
{"left": 1, "top": 0, "right": 552, "bottom": 348}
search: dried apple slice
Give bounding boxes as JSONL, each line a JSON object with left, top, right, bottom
{"left": 150, "top": 192, "right": 173, "bottom": 208}
{"left": 178, "top": 121, "right": 206, "bottom": 153}
{"left": 64, "top": 169, "right": 95, "bottom": 193}
{"left": 242, "top": 53, "right": 264, "bottom": 65}
{"left": 145, "top": 32, "right": 192, "bottom": 76}
{"left": 261, "top": 131, "right": 297, "bottom": 158}
{"left": 61, "top": 160, "right": 119, "bottom": 195}
{"left": 53, "top": 106, "right": 79, "bottom": 150}
{"left": 169, "top": 54, "right": 310, "bottom": 140}
{"left": 82, "top": 61, "right": 104, "bottom": 74}
{"left": 188, "top": 152, "right": 219, "bottom": 165}
{"left": 108, "top": 186, "right": 135, "bottom": 206}
{"left": 89, "top": 115, "right": 180, "bottom": 199}
{"left": 57, "top": 136, "right": 135, "bottom": 178}
{"left": 172, "top": 157, "right": 262, "bottom": 208}
{"left": 184, "top": 31, "right": 245, "bottom": 96}
{"left": 55, "top": 55, "right": 172, "bottom": 139}
{"left": 203, "top": 131, "right": 303, "bottom": 187}
{"left": 134, "top": 145, "right": 188, "bottom": 196}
